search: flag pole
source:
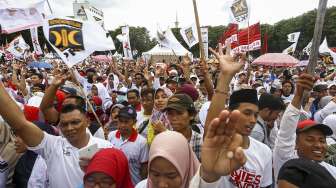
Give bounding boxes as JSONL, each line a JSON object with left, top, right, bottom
{"left": 306, "top": 0, "right": 328, "bottom": 75}
{"left": 46, "top": 0, "right": 53, "bottom": 14}
{"left": 192, "top": 0, "right": 205, "bottom": 61}
{"left": 70, "top": 69, "right": 104, "bottom": 129}
{"left": 247, "top": 20, "right": 250, "bottom": 62}
{"left": 301, "top": 0, "right": 328, "bottom": 107}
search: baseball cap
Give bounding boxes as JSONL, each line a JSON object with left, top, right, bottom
{"left": 117, "top": 106, "right": 137, "bottom": 119}
{"left": 163, "top": 94, "right": 195, "bottom": 112}
{"left": 296, "top": 119, "right": 333, "bottom": 136}
{"left": 176, "top": 84, "right": 199, "bottom": 102}
{"left": 60, "top": 86, "right": 77, "bottom": 96}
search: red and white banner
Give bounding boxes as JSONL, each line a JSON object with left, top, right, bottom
{"left": 233, "top": 23, "right": 261, "bottom": 53}
{"left": 219, "top": 23, "right": 261, "bottom": 53}
{"left": 0, "top": 0, "right": 45, "bottom": 34}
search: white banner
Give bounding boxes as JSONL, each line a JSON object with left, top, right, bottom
{"left": 0, "top": 0, "right": 45, "bottom": 34}
{"left": 228, "top": 0, "right": 251, "bottom": 24}
{"left": 232, "top": 39, "right": 261, "bottom": 53}
{"left": 6, "top": 35, "right": 29, "bottom": 59}
{"left": 43, "top": 16, "right": 115, "bottom": 67}
{"left": 287, "top": 32, "right": 300, "bottom": 43}
{"left": 180, "top": 24, "right": 198, "bottom": 48}
{"left": 201, "top": 27, "right": 209, "bottom": 59}
{"left": 30, "top": 27, "right": 43, "bottom": 55}
{"left": 121, "top": 26, "right": 133, "bottom": 59}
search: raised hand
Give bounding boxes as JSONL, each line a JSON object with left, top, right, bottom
{"left": 181, "top": 54, "right": 191, "bottom": 68}
{"left": 152, "top": 121, "right": 167, "bottom": 135}
{"left": 154, "top": 66, "right": 164, "bottom": 78}
{"left": 12, "top": 63, "right": 20, "bottom": 71}
{"left": 209, "top": 43, "right": 244, "bottom": 77}
{"left": 51, "top": 74, "right": 68, "bottom": 87}
{"left": 201, "top": 110, "right": 246, "bottom": 182}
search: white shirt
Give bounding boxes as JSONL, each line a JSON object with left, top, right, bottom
{"left": 314, "top": 101, "right": 336, "bottom": 123}
{"left": 190, "top": 137, "right": 273, "bottom": 188}
{"left": 93, "top": 127, "right": 105, "bottom": 140}
{"left": 108, "top": 130, "right": 149, "bottom": 185}
{"left": 28, "top": 132, "right": 112, "bottom": 188}
{"left": 273, "top": 104, "right": 336, "bottom": 186}
{"left": 27, "top": 155, "right": 48, "bottom": 188}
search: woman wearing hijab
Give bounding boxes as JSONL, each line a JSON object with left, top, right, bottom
{"left": 92, "top": 83, "right": 113, "bottom": 112}
{"left": 144, "top": 87, "right": 173, "bottom": 144}
{"left": 136, "top": 131, "right": 200, "bottom": 188}
{"left": 83, "top": 148, "right": 134, "bottom": 188}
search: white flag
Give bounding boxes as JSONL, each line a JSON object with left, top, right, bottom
{"left": 282, "top": 42, "right": 297, "bottom": 54}
{"left": 302, "top": 40, "right": 312, "bottom": 55}
{"left": 43, "top": 16, "right": 115, "bottom": 67}
{"left": 201, "top": 27, "right": 209, "bottom": 59}
{"left": 228, "top": 0, "right": 250, "bottom": 24}
{"left": 180, "top": 24, "right": 198, "bottom": 48}
{"left": 287, "top": 32, "right": 300, "bottom": 43}
{"left": 319, "top": 37, "right": 336, "bottom": 64}
{"left": 121, "top": 26, "right": 133, "bottom": 59}
{"left": 0, "top": 0, "right": 45, "bottom": 34}
{"left": 30, "top": 27, "right": 43, "bottom": 55}
{"left": 6, "top": 35, "right": 29, "bottom": 59}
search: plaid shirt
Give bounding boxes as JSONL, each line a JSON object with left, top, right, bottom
{"left": 325, "top": 143, "right": 336, "bottom": 166}
{"left": 189, "top": 129, "right": 203, "bottom": 161}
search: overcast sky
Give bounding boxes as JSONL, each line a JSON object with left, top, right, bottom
{"left": 48, "top": 0, "right": 336, "bottom": 35}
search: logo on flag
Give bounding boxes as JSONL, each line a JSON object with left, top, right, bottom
{"left": 229, "top": 0, "right": 249, "bottom": 23}
{"left": 287, "top": 32, "right": 300, "bottom": 43}
{"left": 185, "top": 27, "right": 196, "bottom": 44}
{"left": 6, "top": 35, "right": 29, "bottom": 59}
{"left": 303, "top": 40, "right": 312, "bottom": 55}
{"left": 43, "top": 16, "right": 115, "bottom": 67}
{"left": 48, "top": 18, "right": 85, "bottom": 55}
{"left": 180, "top": 24, "right": 198, "bottom": 48}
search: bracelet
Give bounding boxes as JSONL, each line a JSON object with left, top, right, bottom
{"left": 214, "top": 89, "right": 229, "bottom": 95}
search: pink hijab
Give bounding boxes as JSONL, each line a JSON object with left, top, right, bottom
{"left": 147, "top": 131, "right": 200, "bottom": 188}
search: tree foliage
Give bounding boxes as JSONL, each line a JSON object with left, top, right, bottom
{"left": 107, "top": 26, "right": 156, "bottom": 57}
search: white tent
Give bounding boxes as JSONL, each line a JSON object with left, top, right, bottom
{"left": 143, "top": 29, "right": 192, "bottom": 58}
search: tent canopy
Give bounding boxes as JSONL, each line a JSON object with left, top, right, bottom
{"left": 143, "top": 29, "right": 192, "bottom": 58}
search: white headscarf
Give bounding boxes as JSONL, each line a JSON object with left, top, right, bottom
{"left": 94, "top": 83, "right": 112, "bottom": 111}
{"left": 323, "top": 114, "right": 336, "bottom": 140}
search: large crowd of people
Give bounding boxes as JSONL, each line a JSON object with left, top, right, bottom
{"left": 0, "top": 43, "right": 336, "bottom": 188}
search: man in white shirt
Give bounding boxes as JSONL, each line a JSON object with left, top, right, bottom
{"left": 190, "top": 44, "right": 272, "bottom": 188}
{"left": 108, "top": 106, "right": 149, "bottom": 185}
{"left": 0, "top": 83, "right": 112, "bottom": 188}
{"left": 273, "top": 73, "right": 336, "bottom": 186}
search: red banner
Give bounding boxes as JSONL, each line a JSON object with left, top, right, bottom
{"left": 219, "top": 23, "right": 261, "bottom": 53}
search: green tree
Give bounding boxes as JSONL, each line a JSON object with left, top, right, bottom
{"left": 108, "top": 26, "right": 156, "bottom": 57}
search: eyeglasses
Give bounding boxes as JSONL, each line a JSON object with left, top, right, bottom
{"left": 84, "top": 177, "right": 114, "bottom": 188}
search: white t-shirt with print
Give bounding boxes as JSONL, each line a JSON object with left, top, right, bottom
{"left": 28, "top": 132, "right": 113, "bottom": 188}
{"left": 190, "top": 136, "right": 272, "bottom": 188}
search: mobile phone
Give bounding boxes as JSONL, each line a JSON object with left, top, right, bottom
{"left": 78, "top": 143, "right": 100, "bottom": 159}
